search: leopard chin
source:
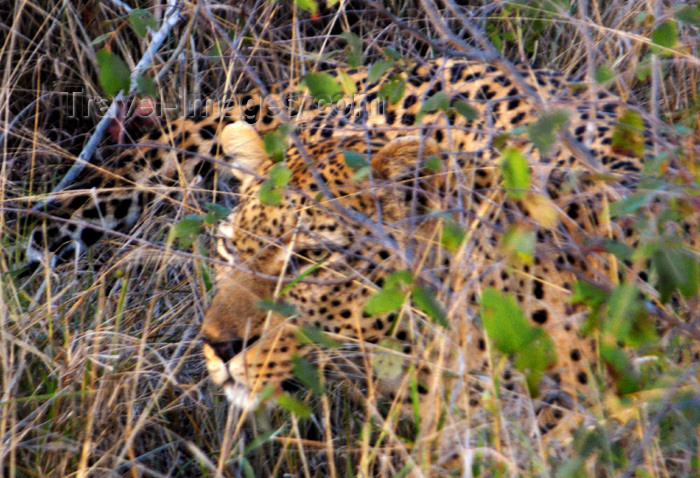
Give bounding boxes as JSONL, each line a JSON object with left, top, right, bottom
{"left": 203, "top": 342, "right": 262, "bottom": 409}
{"left": 223, "top": 382, "right": 260, "bottom": 410}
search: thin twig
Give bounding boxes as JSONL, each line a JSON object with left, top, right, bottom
{"left": 36, "top": 0, "right": 185, "bottom": 210}
{"left": 198, "top": 2, "right": 406, "bottom": 261}
{"left": 422, "top": 0, "right": 604, "bottom": 173}
{"left": 108, "top": 0, "right": 132, "bottom": 14}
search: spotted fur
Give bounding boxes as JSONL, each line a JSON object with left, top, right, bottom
{"left": 28, "top": 58, "right": 699, "bottom": 445}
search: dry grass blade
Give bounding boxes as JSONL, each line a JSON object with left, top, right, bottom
{"left": 41, "top": 0, "right": 185, "bottom": 203}
{"left": 1, "top": 0, "right": 698, "bottom": 477}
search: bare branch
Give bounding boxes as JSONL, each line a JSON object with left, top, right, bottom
{"left": 420, "top": 0, "right": 603, "bottom": 173}
{"left": 36, "top": 0, "right": 185, "bottom": 210}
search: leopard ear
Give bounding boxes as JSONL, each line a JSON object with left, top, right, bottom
{"left": 370, "top": 136, "right": 445, "bottom": 213}
{"left": 220, "top": 121, "right": 268, "bottom": 186}
{"left": 371, "top": 136, "right": 441, "bottom": 179}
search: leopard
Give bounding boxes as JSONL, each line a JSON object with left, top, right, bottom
{"left": 26, "top": 58, "right": 699, "bottom": 457}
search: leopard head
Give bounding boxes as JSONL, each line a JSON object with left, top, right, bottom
{"left": 201, "top": 121, "right": 446, "bottom": 407}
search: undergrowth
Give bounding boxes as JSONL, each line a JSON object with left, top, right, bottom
{"left": 1, "top": 0, "right": 699, "bottom": 476}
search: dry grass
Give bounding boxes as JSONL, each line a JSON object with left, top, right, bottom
{"left": 1, "top": 0, "right": 699, "bottom": 476}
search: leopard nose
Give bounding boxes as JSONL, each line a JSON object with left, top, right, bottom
{"left": 204, "top": 335, "right": 260, "bottom": 363}
{"left": 207, "top": 339, "right": 243, "bottom": 363}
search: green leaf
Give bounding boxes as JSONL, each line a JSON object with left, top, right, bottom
{"left": 679, "top": 255, "right": 700, "bottom": 299}
{"left": 254, "top": 298, "right": 297, "bottom": 317}
{"left": 634, "top": 12, "right": 652, "bottom": 26}
{"left": 303, "top": 72, "right": 342, "bottom": 102}
{"left": 454, "top": 101, "right": 478, "bottom": 121}
{"left": 569, "top": 280, "right": 608, "bottom": 308}
{"left": 383, "top": 47, "right": 404, "bottom": 60}
{"left": 259, "top": 163, "right": 292, "bottom": 206}
{"left": 337, "top": 70, "right": 357, "bottom": 96}
{"left": 554, "top": 456, "right": 586, "bottom": 478}
{"left": 440, "top": 221, "right": 466, "bottom": 251}
{"left": 693, "top": 458, "right": 700, "bottom": 473}
{"left": 269, "top": 163, "right": 292, "bottom": 187}
{"left": 421, "top": 91, "right": 450, "bottom": 113}
{"left": 651, "top": 246, "right": 700, "bottom": 302}
{"left": 295, "top": 326, "right": 340, "bottom": 348}
{"left": 368, "top": 59, "right": 394, "bottom": 84}
{"left": 243, "top": 427, "right": 283, "bottom": 454}
{"left": 257, "top": 383, "right": 277, "bottom": 403}
{"left": 609, "top": 191, "right": 652, "bottom": 218}
{"left": 340, "top": 32, "right": 363, "bottom": 67}
{"left": 209, "top": 38, "right": 224, "bottom": 59}
{"left": 129, "top": 9, "right": 158, "bottom": 37}
{"left": 292, "top": 356, "right": 324, "bottom": 395}
{"left": 203, "top": 202, "right": 231, "bottom": 225}
{"left": 240, "top": 458, "right": 255, "bottom": 478}
{"left": 417, "top": 91, "right": 450, "bottom": 122}
{"left": 500, "top": 147, "right": 530, "bottom": 199}
{"left": 606, "top": 283, "right": 655, "bottom": 347}
{"left": 676, "top": 6, "right": 700, "bottom": 27}
{"left": 259, "top": 182, "right": 282, "bottom": 206}
{"left": 493, "top": 128, "right": 524, "bottom": 150}
{"left": 96, "top": 49, "right": 130, "bottom": 97}
{"left": 199, "top": 262, "right": 214, "bottom": 292}
{"left": 513, "top": 327, "right": 556, "bottom": 396}
{"left": 372, "top": 339, "right": 404, "bottom": 382}
{"left": 409, "top": 365, "right": 421, "bottom": 426}
{"left": 599, "top": 239, "right": 634, "bottom": 262}
{"left": 378, "top": 76, "right": 406, "bottom": 105}
{"left": 295, "top": 0, "right": 318, "bottom": 15}
{"left": 423, "top": 156, "right": 442, "bottom": 172}
{"left": 606, "top": 283, "right": 642, "bottom": 335}
{"left": 650, "top": 21, "right": 678, "bottom": 53}
{"left": 523, "top": 191, "right": 557, "bottom": 228}
{"left": 480, "top": 288, "right": 537, "bottom": 354}
{"left": 636, "top": 55, "right": 652, "bottom": 81}
{"left": 136, "top": 75, "right": 156, "bottom": 98}
{"left": 281, "top": 258, "right": 328, "bottom": 295}
{"left": 343, "top": 148, "right": 368, "bottom": 171}
{"left": 276, "top": 394, "right": 311, "bottom": 418}
{"left": 365, "top": 288, "right": 406, "bottom": 316}
{"left": 170, "top": 215, "right": 202, "bottom": 248}
{"left": 611, "top": 109, "right": 645, "bottom": 158}
{"left": 278, "top": 122, "right": 296, "bottom": 136}
{"left": 480, "top": 288, "right": 555, "bottom": 395}
{"left": 600, "top": 344, "right": 641, "bottom": 394}
{"left": 502, "top": 224, "right": 535, "bottom": 264}
{"left": 365, "top": 270, "right": 415, "bottom": 315}
{"left": 263, "top": 131, "right": 288, "bottom": 163}
{"left": 595, "top": 65, "right": 615, "bottom": 84}
{"left": 527, "top": 110, "right": 569, "bottom": 155}
{"left": 384, "top": 270, "right": 414, "bottom": 289}
{"left": 90, "top": 33, "right": 112, "bottom": 46}
{"left": 352, "top": 166, "right": 371, "bottom": 182}
{"left": 411, "top": 287, "right": 448, "bottom": 328}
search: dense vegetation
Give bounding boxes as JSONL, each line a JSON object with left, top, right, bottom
{"left": 1, "top": 0, "right": 699, "bottom": 476}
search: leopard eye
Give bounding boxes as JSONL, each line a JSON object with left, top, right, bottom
{"left": 283, "top": 248, "right": 330, "bottom": 276}
{"left": 298, "top": 248, "right": 330, "bottom": 262}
